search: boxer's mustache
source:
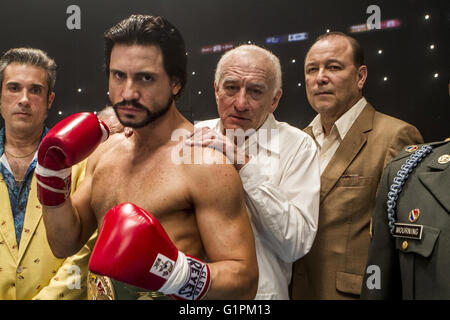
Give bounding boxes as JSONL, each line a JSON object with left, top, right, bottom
{"left": 113, "top": 100, "right": 148, "bottom": 110}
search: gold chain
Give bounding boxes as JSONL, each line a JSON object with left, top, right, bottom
{"left": 4, "top": 146, "right": 38, "bottom": 158}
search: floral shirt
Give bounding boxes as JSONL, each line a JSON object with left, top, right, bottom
{"left": 0, "top": 127, "right": 48, "bottom": 245}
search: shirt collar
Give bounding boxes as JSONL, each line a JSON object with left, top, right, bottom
{"left": 309, "top": 97, "right": 367, "bottom": 140}
{"left": 0, "top": 128, "right": 5, "bottom": 157}
{"left": 0, "top": 126, "right": 50, "bottom": 157}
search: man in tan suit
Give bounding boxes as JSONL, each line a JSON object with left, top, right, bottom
{"left": 290, "top": 32, "right": 423, "bottom": 299}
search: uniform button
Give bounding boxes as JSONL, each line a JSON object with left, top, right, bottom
{"left": 17, "top": 266, "right": 23, "bottom": 274}
{"left": 438, "top": 154, "right": 450, "bottom": 164}
{"left": 402, "top": 241, "right": 408, "bottom": 250}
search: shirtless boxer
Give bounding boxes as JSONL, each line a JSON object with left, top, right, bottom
{"left": 39, "top": 15, "right": 258, "bottom": 300}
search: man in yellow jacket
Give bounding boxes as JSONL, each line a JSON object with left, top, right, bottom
{"left": 0, "top": 47, "right": 93, "bottom": 299}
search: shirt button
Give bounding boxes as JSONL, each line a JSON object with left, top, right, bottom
{"left": 402, "top": 241, "right": 408, "bottom": 250}
{"left": 19, "top": 205, "right": 24, "bottom": 211}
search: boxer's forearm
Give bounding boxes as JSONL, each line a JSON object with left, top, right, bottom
{"left": 42, "top": 198, "right": 86, "bottom": 258}
{"left": 206, "top": 260, "right": 258, "bottom": 300}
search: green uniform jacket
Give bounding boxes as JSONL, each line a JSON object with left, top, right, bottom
{"left": 361, "top": 140, "right": 450, "bottom": 299}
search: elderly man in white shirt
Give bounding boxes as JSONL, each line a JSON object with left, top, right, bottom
{"left": 185, "top": 44, "right": 320, "bottom": 299}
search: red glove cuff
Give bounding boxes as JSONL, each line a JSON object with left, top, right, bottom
{"left": 36, "top": 174, "right": 71, "bottom": 207}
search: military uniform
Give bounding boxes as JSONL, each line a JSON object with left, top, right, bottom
{"left": 361, "top": 139, "right": 450, "bottom": 299}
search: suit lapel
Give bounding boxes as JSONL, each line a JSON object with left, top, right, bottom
{"left": 18, "top": 174, "right": 43, "bottom": 262}
{"left": 418, "top": 147, "right": 450, "bottom": 213}
{"left": 317, "top": 104, "right": 375, "bottom": 201}
{"left": 0, "top": 173, "right": 19, "bottom": 261}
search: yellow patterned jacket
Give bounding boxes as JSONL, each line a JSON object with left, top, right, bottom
{"left": 0, "top": 160, "right": 95, "bottom": 300}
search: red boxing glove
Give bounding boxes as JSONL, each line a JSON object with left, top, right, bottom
{"left": 36, "top": 112, "right": 109, "bottom": 206}
{"left": 89, "top": 202, "right": 211, "bottom": 300}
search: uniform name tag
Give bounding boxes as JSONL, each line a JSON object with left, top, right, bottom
{"left": 393, "top": 223, "right": 423, "bottom": 240}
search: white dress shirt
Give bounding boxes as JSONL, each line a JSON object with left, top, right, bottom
{"left": 309, "top": 97, "right": 367, "bottom": 174}
{"left": 196, "top": 113, "right": 320, "bottom": 299}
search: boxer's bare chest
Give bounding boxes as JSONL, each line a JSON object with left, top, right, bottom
{"left": 89, "top": 139, "right": 204, "bottom": 256}
{"left": 91, "top": 144, "right": 191, "bottom": 224}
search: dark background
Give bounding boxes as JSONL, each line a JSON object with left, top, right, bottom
{"left": 0, "top": 0, "right": 448, "bottom": 142}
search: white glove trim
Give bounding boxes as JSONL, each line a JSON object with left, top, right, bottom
{"left": 36, "top": 179, "right": 69, "bottom": 196}
{"left": 158, "top": 251, "right": 189, "bottom": 294}
{"left": 35, "top": 163, "right": 72, "bottom": 179}
{"left": 99, "top": 120, "right": 109, "bottom": 142}
{"left": 157, "top": 251, "right": 211, "bottom": 300}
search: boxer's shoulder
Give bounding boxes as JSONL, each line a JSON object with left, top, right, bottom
{"left": 180, "top": 146, "right": 243, "bottom": 202}
{"left": 182, "top": 145, "right": 236, "bottom": 174}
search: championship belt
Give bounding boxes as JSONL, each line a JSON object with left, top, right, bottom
{"left": 88, "top": 271, "right": 170, "bottom": 300}
{"left": 88, "top": 272, "right": 115, "bottom": 300}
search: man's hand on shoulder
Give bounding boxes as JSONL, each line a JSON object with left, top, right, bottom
{"left": 185, "top": 127, "right": 250, "bottom": 170}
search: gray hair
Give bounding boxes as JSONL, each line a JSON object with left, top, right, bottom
{"left": 214, "top": 44, "right": 282, "bottom": 96}
{"left": 97, "top": 105, "right": 116, "bottom": 120}
{"left": 0, "top": 47, "right": 57, "bottom": 97}
{"left": 97, "top": 105, "right": 125, "bottom": 135}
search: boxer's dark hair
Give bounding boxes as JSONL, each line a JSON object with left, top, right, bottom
{"left": 307, "top": 31, "right": 365, "bottom": 67}
{"left": 0, "top": 47, "right": 56, "bottom": 98}
{"left": 104, "top": 14, "right": 187, "bottom": 99}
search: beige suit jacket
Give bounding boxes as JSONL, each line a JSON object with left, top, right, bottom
{"left": 291, "top": 103, "right": 423, "bottom": 299}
